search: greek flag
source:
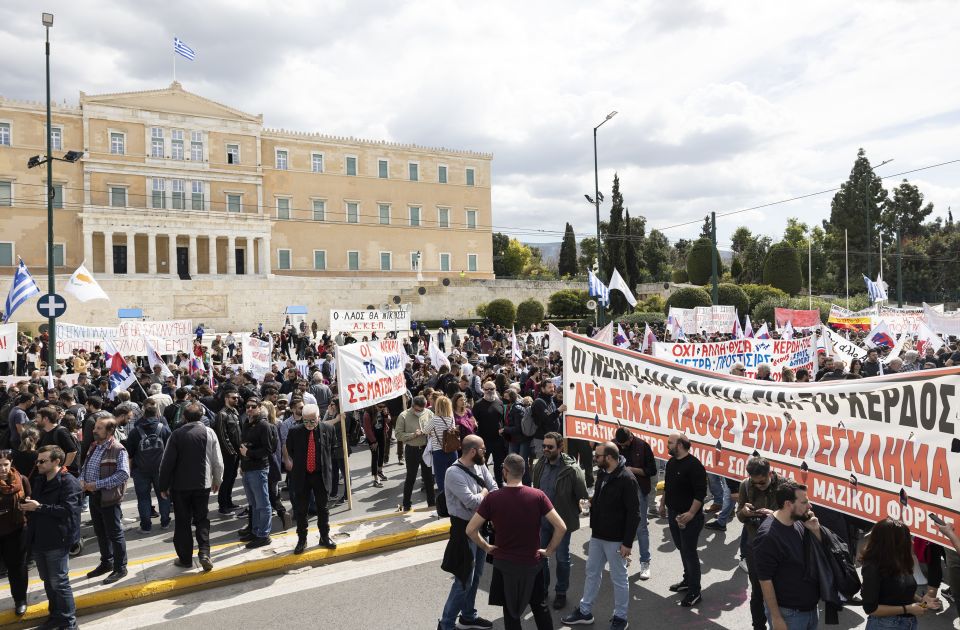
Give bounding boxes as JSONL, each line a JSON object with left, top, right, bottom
{"left": 3, "top": 260, "right": 40, "bottom": 322}
{"left": 588, "top": 269, "right": 610, "bottom": 306}
{"left": 174, "top": 37, "right": 196, "bottom": 61}
{"left": 863, "top": 274, "right": 888, "bottom": 303}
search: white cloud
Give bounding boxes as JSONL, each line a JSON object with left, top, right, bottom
{"left": 2, "top": 0, "right": 959, "bottom": 248}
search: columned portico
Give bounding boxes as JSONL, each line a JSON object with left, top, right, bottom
{"left": 208, "top": 235, "right": 218, "bottom": 275}
{"left": 227, "top": 235, "right": 236, "bottom": 275}
{"left": 168, "top": 234, "right": 177, "bottom": 277}
{"left": 104, "top": 232, "right": 114, "bottom": 274}
{"left": 147, "top": 232, "right": 157, "bottom": 275}
{"left": 188, "top": 235, "right": 198, "bottom": 277}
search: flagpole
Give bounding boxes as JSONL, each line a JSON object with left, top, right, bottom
{"left": 808, "top": 239, "right": 812, "bottom": 309}
{"left": 844, "top": 229, "right": 849, "bottom": 309}
{"left": 173, "top": 39, "right": 176, "bottom": 82}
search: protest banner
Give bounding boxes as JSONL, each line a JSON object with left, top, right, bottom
{"left": 0, "top": 323, "right": 16, "bottom": 363}
{"left": 329, "top": 309, "right": 411, "bottom": 337}
{"left": 653, "top": 337, "right": 813, "bottom": 380}
{"left": 563, "top": 331, "right": 960, "bottom": 543}
{"left": 336, "top": 337, "right": 407, "bottom": 412}
{"left": 879, "top": 306, "right": 925, "bottom": 336}
{"left": 241, "top": 334, "right": 273, "bottom": 381}
{"left": 821, "top": 326, "right": 867, "bottom": 365}
{"left": 667, "top": 305, "right": 737, "bottom": 335}
{"left": 775, "top": 308, "right": 821, "bottom": 330}
{"left": 827, "top": 304, "right": 874, "bottom": 331}
{"left": 924, "top": 303, "right": 960, "bottom": 337}
{"left": 0, "top": 373, "right": 80, "bottom": 388}
{"left": 55, "top": 320, "right": 193, "bottom": 359}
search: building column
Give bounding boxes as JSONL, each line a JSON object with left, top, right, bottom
{"left": 147, "top": 232, "right": 157, "bottom": 275}
{"left": 168, "top": 234, "right": 178, "bottom": 277}
{"left": 208, "top": 235, "right": 218, "bottom": 275}
{"left": 226, "top": 235, "right": 236, "bottom": 275}
{"left": 83, "top": 230, "right": 93, "bottom": 267}
{"left": 261, "top": 236, "right": 272, "bottom": 275}
{"left": 243, "top": 237, "right": 254, "bottom": 275}
{"left": 127, "top": 232, "right": 137, "bottom": 275}
{"left": 104, "top": 232, "right": 114, "bottom": 275}
{"left": 188, "top": 235, "right": 198, "bottom": 277}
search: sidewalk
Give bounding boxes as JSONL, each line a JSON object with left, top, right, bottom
{"left": 0, "top": 506, "right": 449, "bottom": 628}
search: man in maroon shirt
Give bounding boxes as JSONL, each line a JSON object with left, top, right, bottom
{"left": 467, "top": 454, "right": 566, "bottom": 630}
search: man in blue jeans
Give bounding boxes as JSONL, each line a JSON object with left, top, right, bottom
{"left": 239, "top": 403, "right": 277, "bottom": 549}
{"left": 562, "top": 441, "right": 640, "bottom": 630}
{"left": 23, "top": 445, "right": 83, "bottom": 629}
{"left": 704, "top": 473, "right": 735, "bottom": 532}
{"left": 533, "top": 431, "right": 589, "bottom": 610}
{"left": 614, "top": 427, "right": 657, "bottom": 581}
{"left": 124, "top": 401, "right": 172, "bottom": 532}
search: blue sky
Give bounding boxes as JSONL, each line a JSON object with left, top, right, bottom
{"left": 2, "top": 0, "right": 958, "bottom": 247}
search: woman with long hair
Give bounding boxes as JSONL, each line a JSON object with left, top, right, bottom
{"left": 860, "top": 518, "right": 935, "bottom": 628}
{"left": 427, "top": 396, "right": 457, "bottom": 493}
{"left": 0, "top": 450, "right": 31, "bottom": 616}
{"left": 452, "top": 392, "right": 476, "bottom": 439}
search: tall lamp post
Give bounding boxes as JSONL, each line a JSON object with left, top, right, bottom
{"left": 864, "top": 158, "right": 894, "bottom": 279}
{"left": 26, "top": 13, "right": 83, "bottom": 370}
{"left": 592, "top": 110, "right": 617, "bottom": 324}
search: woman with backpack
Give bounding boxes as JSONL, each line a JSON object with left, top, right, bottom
{"left": 860, "top": 517, "right": 938, "bottom": 628}
{"left": 0, "top": 449, "right": 31, "bottom": 616}
{"left": 426, "top": 396, "right": 458, "bottom": 493}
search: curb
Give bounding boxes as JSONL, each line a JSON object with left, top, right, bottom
{"left": 3, "top": 519, "right": 450, "bottom": 627}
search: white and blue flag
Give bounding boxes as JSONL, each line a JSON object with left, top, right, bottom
{"left": 863, "top": 274, "right": 888, "bottom": 303}
{"left": 174, "top": 37, "right": 196, "bottom": 61}
{"left": 3, "top": 259, "right": 40, "bottom": 322}
{"left": 588, "top": 269, "right": 610, "bottom": 306}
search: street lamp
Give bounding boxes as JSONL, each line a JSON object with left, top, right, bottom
{"left": 593, "top": 110, "right": 617, "bottom": 324}
{"left": 865, "top": 158, "right": 893, "bottom": 279}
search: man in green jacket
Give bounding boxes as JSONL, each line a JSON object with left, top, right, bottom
{"left": 394, "top": 395, "right": 436, "bottom": 511}
{"left": 736, "top": 456, "right": 784, "bottom": 630}
{"left": 533, "top": 431, "right": 589, "bottom": 610}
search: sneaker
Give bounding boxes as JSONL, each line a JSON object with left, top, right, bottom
{"left": 245, "top": 536, "right": 272, "bottom": 549}
{"left": 552, "top": 593, "right": 567, "bottom": 609}
{"left": 738, "top": 558, "right": 749, "bottom": 573}
{"left": 217, "top": 507, "right": 236, "bottom": 515}
{"left": 137, "top": 526, "right": 152, "bottom": 534}
{"left": 378, "top": 473, "right": 388, "bottom": 482}
{"left": 236, "top": 507, "right": 250, "bottom": 518}
{"left": 150, "top": 507, "right": 160, "bottom": 518}
{"left": 680, "top": 591, "right": 702, "bottom": 607}
{"left": 198, "top": 555, "right": 213, "bottom": 572}
{"left": 638, "top": 562, "right": 651, "bottom": 580}
{"left": 160, "top": 520, "right": 171, "bottom": 530}
{"left": 561, "top": 608, "right": 595, "bottom": 625}
{"left": 455, "top": 616, "right": 493, "bottom": 629}
{"left": 373, "top": 480, "right": 384, "bottom": 488}
{"left": 609, "top": 617, "right": 629, "bottom": 630}
{"left": 668, "top": 581, "right": 689, "bottom": 592}
{"left": 103, "top": 568, "right": 128, "bottom": 585}
{"left": 704, "top": 521, "right": 727, "bottom": 532}
{"left": 942, "top": 586, "right": 954, "bottom": 602}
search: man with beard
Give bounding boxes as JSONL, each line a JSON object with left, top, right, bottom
{"left": 753, "top": 480, "right": 823, "bottom": 630}
{"left": 660, "top": 432, "right": 707, "bottom": 607}
{"left": 472, "top": 382, "right": 506, "bottom": 487}
{"left": 394, "top": 395, "right": 436, "bottom": 512}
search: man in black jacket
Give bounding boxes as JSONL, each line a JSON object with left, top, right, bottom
{"left": 283, "top": 402, "right": 336, "bottom": 554}
{"left": 562, "top": 442, "right": 639, "bottom": 630}
{"left": 213, "top": 389, "right": 242, "bottom": 514}
{"left": 660, "top": 432, "right": 707, "bottom": 607}
{"left": 615, "top": 427, "right": 658, "bottom": 581}
{"left": 472, "top": 383, "right": 506, "bottom": 487}
{"left": 158, "top": 403, "right": 224, "bottom": 571}
{"left": 238, "top": 400, "right": 276, "bottom": 549}
{"left": 531, "top": 380, "right": 565, "bottom": 458}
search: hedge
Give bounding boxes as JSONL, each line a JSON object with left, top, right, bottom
{"left": 485, "top": 298, "right": 516, "bottom": 327}
{"left": 516, "top": 298, "right": 546, "bottom": 328}
{"left": 664, "top": 286, "right": 712, "bottom": 312}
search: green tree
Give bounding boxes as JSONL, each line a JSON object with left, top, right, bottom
{"left": 642, "top": 229, "right": 671, "bottom": 282}
{"left": 716, "top": 283, "right": 749, "bottom": 317}
{"left": 672, "top": 238, "right": 692, "bottom": 271}
{"left": 686, "top": 238, "right": 722, "bottom": 285}
{"left": 623, "top": 210, "right": 645, "bottom": 293}
{"left": 492, "top": 232, "right": 511, "bottom": 277}
{"left": 558, "top": 223, "right": 578, "bottom": 277}
{"left": 548, "top": 289, "right": 590, "bottom": 318}
{"left": 500, "top": 238, "right": 533, "bottom": 277}
{"left": 699, "top": 214, "right": 713, "bottom": 240}
{"left": 823, "top": 148, "right": 890, "bottom": 293}
{"left": 485, "top": 298, "right": 516, "bottom": 327}
{"left": 578, "top": 237, "right": 598, "bottom": 275}
{"left": 730, "top": 257, "right": 743, "bottom": 281}
{"left": 516, "top": 298, "right": 546, "bottom": 328}
{"left": 730, "top": 226, "right": 754, "bottom": 256}
{"left": 782, "top": 218, "right": 827, "bottom": 294}
{"left": 763, "top": 241, "right": 803, "bottom": 295}
{"left": 603, "top": 174, "right": 628, "bottom": 312}
{"left": 740, "top": 284, "right": 788, "bottom": 314}
{"left": 880, "top": 179, "right": 933, "bottom": 241}
{"left": 664, "top": 287, "right": 712, "bottom": 312}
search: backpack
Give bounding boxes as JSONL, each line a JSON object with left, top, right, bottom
{"left": 135, "top": 424, "right": 165, "bottom": 473}
{"left": 520, "top": 404, "right": 537, "bottom": 437}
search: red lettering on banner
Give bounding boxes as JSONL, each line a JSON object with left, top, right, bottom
{"left": 742, "top": 412, "right": 758, "bottom": 449}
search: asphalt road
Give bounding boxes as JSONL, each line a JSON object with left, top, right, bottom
{"left": 71, "top": 508, "right": 960, "bottom": 630}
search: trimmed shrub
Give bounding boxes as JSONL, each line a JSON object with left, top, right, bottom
{"left": 636, "top": 294, "right": 666, "bottom": 313}
{"left": 485, "top": 298, "right": 516, "bottom": 327}
{"left": 548, "top": 289, "right": 590, "bottom": 318}
{"left": 763, "top": 242, "right": 803, "bottom": 296}
{"left": 739, "top": 284, "right": 788, "bottom": 313}
{"left": 671, "top": 268, "right": 689, "bottom": 283}
{"left": 716, "top": 283, "right": 750, "bottom": 317}
{"left": 516, "top": 298, "right": 546, "bottom": 328}
{"left": 664, "top": 286, "right": 712, "bottom": 312}
{"left": 618, "top": 312, "right": 666, "bottom": 325}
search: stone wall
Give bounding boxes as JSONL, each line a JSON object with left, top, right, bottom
{"left": 17, "top": 275, "right": 583, "bottom": 333}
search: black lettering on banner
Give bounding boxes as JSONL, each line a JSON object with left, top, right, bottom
{"left": 881, "top": 388, "right": 902, "bottom": 425}
{"left": 939, "top": 384, "right": 955, "bottom": 435}
{"left": 921, "top": 383, "right": 937, "bottom": 432}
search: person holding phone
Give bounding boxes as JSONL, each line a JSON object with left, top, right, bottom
{"left": 736, "top": 457, "right": 785, "bottom": 630}
{"left": 860, "top": 517, "right": 936, "bottom": 629}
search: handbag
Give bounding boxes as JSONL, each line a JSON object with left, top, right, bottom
{"left": 442, "top": 425, "right": 461, "bottom": 453}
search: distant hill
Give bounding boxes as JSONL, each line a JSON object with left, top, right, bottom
{"left": 524, "top": 241, "right": 562, "bottom": 268}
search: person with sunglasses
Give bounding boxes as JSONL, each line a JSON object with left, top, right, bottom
{"left": 0, "top": 449, "right": 31, "bottom": 616}
{"left": 23, "top": 445, "right": 83, "bottom": 629}
{"left": 212, "top": 389, "right": 243, "bottom": 515}
{"left": 238, "top": 399, "right": 277, "bottom": 549}
{"left": 284, "top": 403, "right": 336, "bottom": 554}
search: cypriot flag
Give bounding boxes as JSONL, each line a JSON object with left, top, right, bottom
{"left": 65, "top": 264, "right": 109, "bottom": 302}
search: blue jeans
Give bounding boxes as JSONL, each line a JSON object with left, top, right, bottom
{"left": 242, "top": 468, "right": 272, "bottom": 539}
{"left": 708, "top": 473, "right": 734, "bottom": 525}
{"left": 765, "top": 605, "right": 819, "bottom": 630}
{"left": 440, "top": 539, "right": 486, "bottom": 629}
{"left": 432, "top": 450, "right": 457, "bottom": 493}
{"left": 540, "top": 519, "right": 572, "bottom": 595}
{"left": 578, "top": 537, "right": 629, "bottom": 620}
{"left": 35, "top": 547, "right": 76, "bottom": 627}
{"left": 865, "top": 616, "right": 918, "bottom": 630}
{"left": 636, "top": 491, "right": 651, "bottom": 563}
{"left": 133, "top": 469, "right": 171, "bottom": 530}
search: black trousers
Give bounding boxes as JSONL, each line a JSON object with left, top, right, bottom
{"left": 402, "top": 444, "right": 435, "bottom": 510}
{"left": 502, "top": 566, "right": 553, "bottom": 630}
{"left": 745, "top": 548, "right": 766, "bottom": 630}
{"left": 293, "top": 472, "right": 330, "bottom": 539}
{"left": 370, "top": 442, "right": 388, "bottom": 478}
{"left": 667, "top": 508, "right": 703, "bottom": 593}
{"left": 218, "top": 452, "right": 239, "bottom": 510}
{"left": 484, "top": 440, "right": 507, "bottom": 488}
{"left": 0, "top": 527, "right": 28, "bottom": 602}
{"left": 171, "top": 488, "right": 211, "bottom": 562}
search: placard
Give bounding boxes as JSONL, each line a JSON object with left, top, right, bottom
{"left": 653, "top": 337, "right": 814, "bottom": 380}
{"left": 55, "top": 320, "right": 193, "bottom": 359}
{"left": 329, "top": 309, "right": 411, "bottom": 337}
{"left": 336, "top": 338, "right": 407, "bottom": 412}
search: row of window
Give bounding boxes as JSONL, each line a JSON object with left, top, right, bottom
{"left": 0, "top": 181, "right": 63, "bottom": 208}
{"left": 0, "top": 122, "right": 63, "bottom": 150}
{"left": 280, "top": 249, "right": 479, "bottom": 273}
{"left": 150, "top": 127, "right": 204, "bottom": 161}
{"left": 0, "top": 242, "right": 64, "bottom": 267}
{"left": 276, "top": 150, "right": 476, "bottom": 185}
